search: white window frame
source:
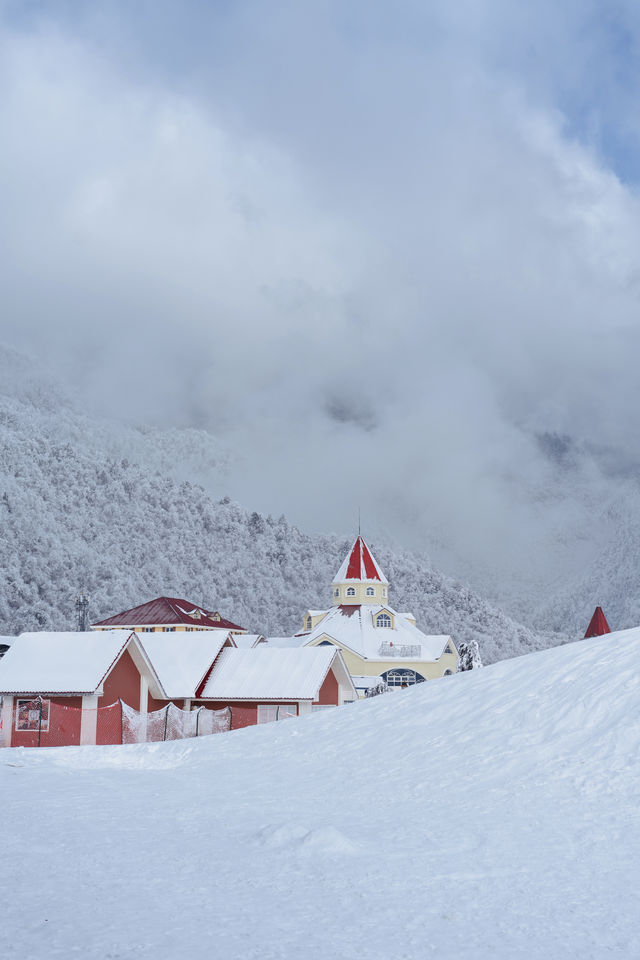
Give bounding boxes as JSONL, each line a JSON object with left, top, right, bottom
{"left": 376, "top": 614, "right": 392, "bottom": 628}
{"left": 366, "top": 587, "right": 375, "bottom": 596}
{"left": 346, "top": 587, "right": 356, "bottom": 597}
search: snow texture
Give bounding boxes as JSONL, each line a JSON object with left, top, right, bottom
{"left": 0, "top": 630, "right": 132, "bottom": 693}
{"left": 200, "top": 646, "right": 341, "bottom": 700}
{"left": 2, "top": 630, "right": 640, "bottom": 958}
{"left": 140, "top": 630, "right": 231, "bottom": 698}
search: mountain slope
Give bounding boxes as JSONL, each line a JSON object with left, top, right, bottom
{"left": 0, "top": 345, "right": 557, "bottom": 660}
{"left": 2, "top": 631, "right": 639, "bottom": 958}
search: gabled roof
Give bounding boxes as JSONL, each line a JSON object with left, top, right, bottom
{"left": 0, "top": 630, "right": 139, "bottom": 694}
{"left": 290, "top": 603, "right": 452, "bottom": 662}
{"left": 584, "top": 606, "right": 611, "bottom": 639}
{"left": 140, "top": 630, "right": 232, "bottom": 699}
{"left": 333, "top": 536, "right": 388, "bottom": 584}
{"left": 200, "top": 647, "right": 342, "bottom": 700}
{"left": 230, "top": 634, "right": 267, "bottom": 649}
{"left": 92, "top": 596, "right": 245, "bottom": 632}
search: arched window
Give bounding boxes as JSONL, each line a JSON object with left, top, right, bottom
{"left": 334, "top": 589, "right": 339, "bottom": 597}
{"left": 366, "top": 587, "right": 375, "bottom": 596}
{"left": 346, "top": 587, "right": 356, "bottom": 597}
{"left": 381, "top": 669, "right": 425, "bottom": 688}
{"left": 376, "top": 613, "right": 391, "bottom": 628}
{"left": 444, "top": 669, "right": 453, "bottom": 676}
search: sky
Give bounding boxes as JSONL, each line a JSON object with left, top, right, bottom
{"left": 3, "top": 0, "right": 640, "bottom": 600}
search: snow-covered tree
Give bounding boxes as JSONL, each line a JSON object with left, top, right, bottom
{"left": 457, "top": 639, "right": 483, "bottom": 672}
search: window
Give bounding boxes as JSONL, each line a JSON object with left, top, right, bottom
{"left": 0, "top": 644, "right": 10, "bottom": 658}
{"left": 444, "top": 643, "right": 454, "bottom": 655}
{"left": 444, "top": 669, "right": 453, "bottom": 676}
{"left": 346, "top": 587, "right": 356, "bottom": 597}
{"left": 366, "top": 587, "right": 375, "bottom": 596}
{"left": 383, "top": 588, "right": 387, "bottom": 596}
{"left": 317, "top": 640, "right": 334, "bottom": 646}
{"left": 257, "top": 705, "right": 298, "bottom": 723}
{"left": 142, "top": 627, "right": 154, "bottom": 633}
{"left": 381, "top": 669, "right": 425, "bottom": 688}
{"left": 164, "top": 627, "right": 176, "bottom": 632}
{"left": 16, "top": 698, "right": 50, "bottom": 732}
{"left": 306, "top": 617, "right": 313, "bottom": 630}
{"left": 334, "top": 589, "right": 339, "bottom": 597}
{"left": 376, "top": 614, "right": 391, "bottom": 628}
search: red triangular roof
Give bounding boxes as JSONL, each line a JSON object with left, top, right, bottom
{"left": 584, "top": 605, "right": 611, "bottom": 639}
{"left": 92, "top": 596, "right": 245, "bottom": 632}
{"left": 334, "top": 536, "right": 388, "bottom": 583}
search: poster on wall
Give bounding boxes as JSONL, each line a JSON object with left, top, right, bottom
{"left": 15, "top": 698, "right": 50, "bottom": 732}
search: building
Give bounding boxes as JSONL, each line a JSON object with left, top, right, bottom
{"left": 92, "top": 596, "right": 246, "bottom": 635}
{"left": 0, "top": 630, "right": 355, "bottom": 747}
{"left": 193, "top": 646, "right": 356, "bottom": 728}
{"left": 269, "top": 536, "right": 458, "bottom": 692}
{"left": 0, "top": 630, "right": 164, "bottom": 748}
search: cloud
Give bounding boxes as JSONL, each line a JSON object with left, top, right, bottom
{"left": 3, "top": 1, "right": 640, "bottom": 606}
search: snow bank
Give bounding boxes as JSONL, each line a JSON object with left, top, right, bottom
{"left": 2, "top": 630, "right": 639, "bottom": 958}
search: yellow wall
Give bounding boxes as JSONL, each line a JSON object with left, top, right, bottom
{"left": 307, "top": 635, "right": 459, "bottom": 683}
{"left": 331, "top": 581, "right": 389, "bottom": 606}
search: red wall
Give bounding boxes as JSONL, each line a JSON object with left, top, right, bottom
{"left": 193, "top": 701, "right": 300, "bottom": 729}
{"left": 10, "top": 696, "right": 83, "bottom": 748}
{"left": 100, "top": 649, "right": 141, "bottom": 709}
{"left": 316, "top": 668, "right": 339, "bottom": 705}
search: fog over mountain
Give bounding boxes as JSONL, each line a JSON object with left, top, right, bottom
{"left": 3, "top": 2, "right": 640, "bottom": 613}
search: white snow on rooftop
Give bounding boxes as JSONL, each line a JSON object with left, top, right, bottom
{"left": 139, "top": 630, "right": 231, "bottom": 698}
{"left": 303, "top": 604, "right": 452, "bottom": 661}
{"left": 230, "top": 634, "right": 266, "bottom": 649}
{"left": 0, "top": 630, "right": 134, "bottom": 693}
{"left": 201, "top": 646, "right": 337, "bottom": 700}
{"left": 333, "top": 536, "right": 389, "bottom": 584}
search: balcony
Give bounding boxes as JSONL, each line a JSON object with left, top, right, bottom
{"left": 378, "top": 642, "right": 421, "bottom": 658}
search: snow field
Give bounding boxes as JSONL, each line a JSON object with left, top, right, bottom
{"left": 2, "top": 630, "right": 640, "bottom": 958}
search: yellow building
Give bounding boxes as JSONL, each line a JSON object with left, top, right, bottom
{"left": 270, "top": 536, "right": 458, "bottom": 695}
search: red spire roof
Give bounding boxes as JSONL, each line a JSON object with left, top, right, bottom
{"left": 584, "top": 605, "right": 611, "bottom": 639}
{"left": 334, "top": 536, "right": 388, "bottom": 584}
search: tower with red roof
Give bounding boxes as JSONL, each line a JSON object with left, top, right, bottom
{"left": 584, "top": 606, "right": 611, "bottom": 639}
{"left": 331, "top": 535, "right": 389, "bottom": 606}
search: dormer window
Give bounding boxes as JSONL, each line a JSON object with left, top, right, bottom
{"left": 376, "top": 613, "right": 391, "bottom": 628}
{"left": 366, "top": 587, "right": 374, "bottom": 596}
{"left": 346, "top": 587, "right": 356, "bottom": 597}
{"left": 306, "top": 617, "right": 313, "bottom": 630}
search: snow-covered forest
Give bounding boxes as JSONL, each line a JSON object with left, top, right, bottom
{"left": 0, "top": 345, "right": 562, "bottom": 663}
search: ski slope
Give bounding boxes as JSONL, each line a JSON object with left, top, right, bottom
{"left": 2, "top": 631, "right": 639, "bottom": 959}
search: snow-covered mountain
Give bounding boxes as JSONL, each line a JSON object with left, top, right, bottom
{"left": 2, "top": 630, "right": 638, "bottom": 958}
{"left": 0, "top": 345, "right": 558, "bottom": 662}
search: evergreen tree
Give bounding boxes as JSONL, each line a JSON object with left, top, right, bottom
{"left": 457, "top": 639, "right": 483, "bottom": 672}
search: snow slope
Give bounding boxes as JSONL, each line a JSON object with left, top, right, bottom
{"left": 2, "top": 630, "right": 639, "bottom": 959}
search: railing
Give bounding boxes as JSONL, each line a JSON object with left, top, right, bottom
{"left": 378, "top": 642, "right": 421, "bottom": 658}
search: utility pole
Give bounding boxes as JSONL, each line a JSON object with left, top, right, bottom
{"left": 75, "top": 593, "right": 90, "bottom": 632}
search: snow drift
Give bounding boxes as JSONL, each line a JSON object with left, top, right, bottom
{"left": 2, "top": 629, "right": 639, "bottom": 958}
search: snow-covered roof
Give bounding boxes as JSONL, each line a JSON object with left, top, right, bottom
{"left": 0, "top": 630, "right": 137, "bottom": 694}
{"left": 265, "top": 636, "right": 311, "bottom": 649}
{"left": 200, "top": 647, "right": 340, "bottom": 700}
{"left": 230, "top": 634, "right": 267, "bottom": 649}
{"left": 303, "top": 604, "right": 452, "bottom": 662}
{"left": 139, "top": 630, "right": 231, "bottom": 698}
{"left": 333, "top": 536, "right": 388, "bottom": 584}
{"left": 352, "top": 675, "right": 386, "bottom": 690}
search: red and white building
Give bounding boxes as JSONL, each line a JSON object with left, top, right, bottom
{"left": 0, "top": 629, "right": 355, "bottom": 747}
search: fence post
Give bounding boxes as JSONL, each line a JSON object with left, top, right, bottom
{"left": 163, "top": 704, "right": 169, "bottom": 742}
{"left": 228, "top": 706, "right": 233, "bottom": 730}
{"left": 119, "top": 698, "right": 124, "bottom": 745}
{"left": 37, "top": 695, "right": 43, "bottom": 748}
{"left": 195, "top": 707, "right": 201, "bottom": 737}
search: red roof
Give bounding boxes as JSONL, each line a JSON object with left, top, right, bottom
{"left": 335, "top": 536, "right": 388, "bottom": 583}
{"left": 92, "top": 597, "right": 245, "bottom": 632}
{"left": 584, "top": 606, "right": 611, "bottom": 639}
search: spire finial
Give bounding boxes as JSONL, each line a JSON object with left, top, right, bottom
{"left": 358, "top": 507, "right": 361, "bottom": 537}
